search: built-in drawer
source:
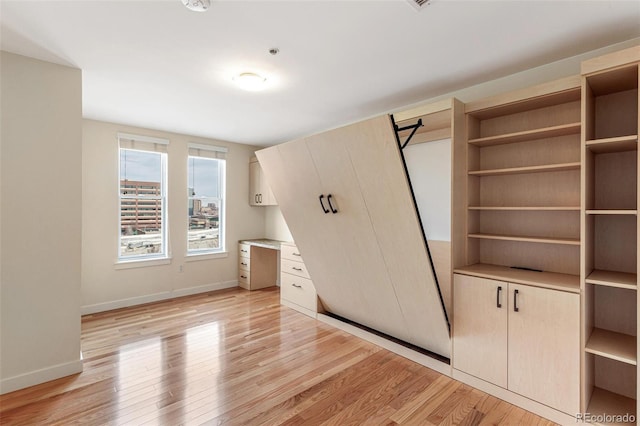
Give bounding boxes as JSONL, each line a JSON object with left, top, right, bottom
{"left": 281, "top": 273, "right": 316, "bottom": 311}
{"left": 281, "top": 258, "right": 310, "bottom": 279}
{"left": 238, "top": 270, "right": 250, "bottom": 288}
{"left": 238, "top": 257, "right": 250, "bottom": 272}
{"left": 281, "top": 243, "right": 303, "bottom": 262}
{"left": 239, "top": 243, "right": 250, "bottom": 258}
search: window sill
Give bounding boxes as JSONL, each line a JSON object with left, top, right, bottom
{"left": 115, "top": 257, "right": 172, "bottom": 270}
{"left": 185, "top": 251, "right": 229, "bottom": 262}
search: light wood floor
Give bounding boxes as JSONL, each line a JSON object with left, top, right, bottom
{"left": 0, "top": 287, "right": 557, "bottom": 425}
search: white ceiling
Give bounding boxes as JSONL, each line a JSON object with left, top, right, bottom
{"left": 1, "top": 1, "right": 639, "bottom": 146}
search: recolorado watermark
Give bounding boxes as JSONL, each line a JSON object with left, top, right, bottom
{"left": 576, "top": 413, "right": 635, "bottom": 423}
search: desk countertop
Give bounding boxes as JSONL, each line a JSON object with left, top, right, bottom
{"left": 239, "top": 239, "right": 287, "bottom": 250}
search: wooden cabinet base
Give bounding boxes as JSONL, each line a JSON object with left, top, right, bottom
{"left": 238, "top": 244, "right": 278, "bottom": 290}
{"left": 452, "top": 369, "right": 576, "bottom": 425}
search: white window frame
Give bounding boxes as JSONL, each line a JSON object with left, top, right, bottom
{"left": 117, "top": 134, "right": 169, "bottom": 263}
{"left": 187, "top": 144, "right": 227, "bottom": 256}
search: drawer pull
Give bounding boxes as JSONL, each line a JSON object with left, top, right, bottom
{"left": 293, "top": 252, "right": 301, "bottom": 256}
{"left": 319, "top": 194, "right": 330, "bottom": 214}
{"left": 292, "top": 267, "right": 303, "bottom": 271}
{"left": 327, "top": 194, "right": 338, "bottom": 214}
{"left": 241, "top": 262, "right": 247, "bottom": 266}
{"left": 240, "top": 275, "right": 247, "bottom": 279}
{"left": 291, "top": 283, "right": 302, "bottom": 288}
{"left": 496, "top": 286, "right": 502, "bottom": 308}
{"left": 514, "top": 289, "right": 519, "bottom": 312}
{"left": 241, "top": 249, "right": 248, "bottom": 253}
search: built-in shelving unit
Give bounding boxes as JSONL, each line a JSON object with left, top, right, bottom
{"left": 586, "top": 269, "right": 637, "bottom": 290}
{"left": 468, "top": 122, "right": 581, "bottom": 147}
{"left": 459, "top": 75, "right": 582, "bottom": 281}
{"left": 468, "top": 162, "right": 580, "bottom": 176}
{"left": 586, "top": 135, "right": 638, "bottom": 154}
{"left": 581, "top": 49, "right": 639, "bottom": 422}
{"left": 468, "top": 206, "right": 580, "bottom": 211}
{"left": 468, "top": 233, "right": 580, "bottom": 245}
{"left": 587, "top": 387, "right": 637, "bottom": 426}
{"left": 586, "top": 328, "right": 637, "bottom": 365}
{"left": 586, "top": 210, "right": 638, "bottom": 215}
{"left": 454, "top": 263, "right": 580, "bottom": 293}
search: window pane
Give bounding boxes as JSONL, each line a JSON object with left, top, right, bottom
{"left": 120, "top": 149, "right": 162, "bottom": 184}
{"left": 119, "top": 148, "right": 165, "bottom": 259}
{"left": 188, "top": 157, "right": 219, "bottom": 198}
{"left": 188, "top": 156, "right": 223, "bottom": 254}
{"left": 188, "top": 197, "right": 220, "bottom": 251}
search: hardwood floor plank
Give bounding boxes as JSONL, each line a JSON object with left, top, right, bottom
{"left": 458, "top": 408, "right": 485, "bottom": 426}
{"left": 389, "top": 375, "right": 451, "bottom": 423}
{"left": 437, "top": 388, "right": 485, "bottom": 426}
{"left": 399, "top": 380, "right": 461, "bottom": 425}
{"left": 0, "top": 287, "right": 558, "bottom": 426}
{"left": 478, "top": 400, "right": 513, "bottom": 425}
{"left": 426, "top": 383, "right": 473, "bottom": 424}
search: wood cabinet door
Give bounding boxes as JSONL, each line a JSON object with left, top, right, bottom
{"left": 342, "top": 115, "right": 451, "bottom": 356}
{"left": 249, "top": 160, "right": 276, "bottom": 206}
{"left": 249, "top": 160, "right": 260, "bottom": 205}
{"left": 453, "top": 274, "right": 508, "bottom": 387}
{"left": 256, "top": 139, "right": 369, "bottom": 324}
{"left": 508, "top": 283, "right": 580, "bottom": 414}
{"left": 305, "top": 126, "right": 409, "bottom": 340}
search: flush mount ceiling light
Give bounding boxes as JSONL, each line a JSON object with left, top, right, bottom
{"left": 182, "top": 0, "right": 210, "bottom": 12}
{"left": 232, "top": 72, "right": 267, "bottom": 91}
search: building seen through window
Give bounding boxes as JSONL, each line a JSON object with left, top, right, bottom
{"left": 119, "top": 148, "right": 167, "bottom": 259}
{"left": 188, "top": 156, "right": 224, "bottom": 254}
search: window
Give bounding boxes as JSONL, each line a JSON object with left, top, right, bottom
{"left": 118, "top": 133, "right": 168, "bottom": 261}
{"left": 187, "top": 143, "right": 227, "bottom": 254}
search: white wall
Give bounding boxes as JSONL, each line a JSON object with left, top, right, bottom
{"left": 81, "top": 119, "right": 266, "bottom": 313}
{"left": 264, "top": 206, "right": 292, "bottom": 242}
{"left": 1, "top": 51, "right": 83, "bottom": 393}
{"left": 404, "top": 139, "right": 452, "bottom": 242}
{"left": 394, "top": 38, "right": 640, "bottom": 115}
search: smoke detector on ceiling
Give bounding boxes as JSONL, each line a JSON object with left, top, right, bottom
{"left": 182, "top": 0, "right": 210, "bottom": 12}
{"left": 406, "top": 0, "right": 432, "bottom": 11}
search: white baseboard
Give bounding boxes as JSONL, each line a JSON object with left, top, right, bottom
{"left": 452, "top": 369, "right": 576, "bottom": 425}
{"left": 317, "top": 313, "right": 452, "bottom": 377}
{"left": 81, "top": 280, "right": 238, "bottom": 315}
{"left": 1, "top": 358, "right": 83, "bottom": 395}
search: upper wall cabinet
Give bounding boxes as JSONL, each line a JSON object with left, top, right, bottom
{"left": 256, "top": 115, "right": 451, "bottom": 358}
{"left": 249, "top": 157, "right": 276, "bottom": 206}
